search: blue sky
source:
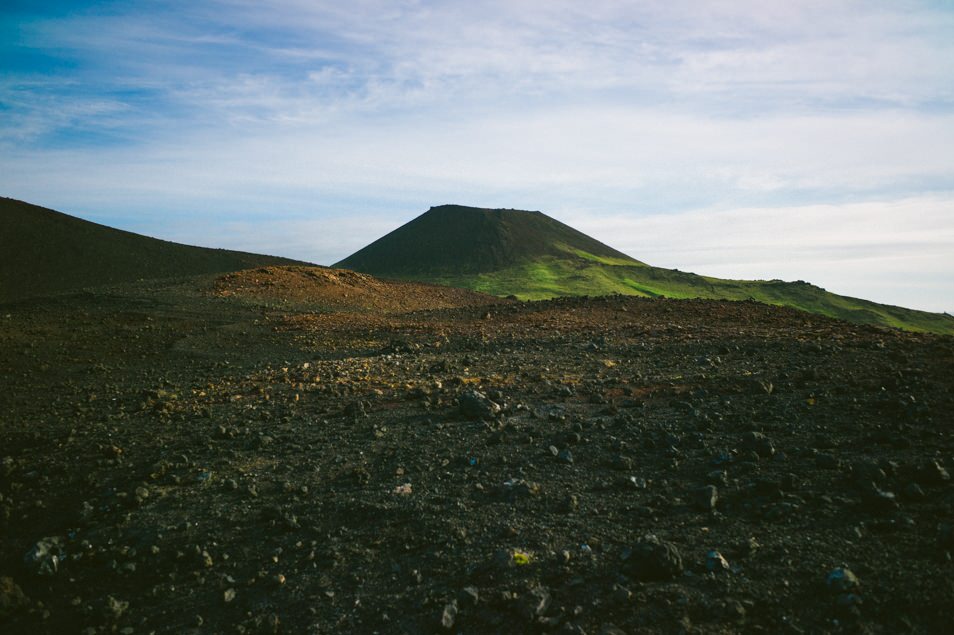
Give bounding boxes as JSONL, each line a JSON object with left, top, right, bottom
{"left": 2, "top": 0, "right": 953, "bottom": 312}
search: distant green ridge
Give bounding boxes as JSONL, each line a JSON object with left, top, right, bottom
{"left": 336, "top": 205, "right": 954, "bottom": 335}
{"left": 0, "top": 197, "right": 311, "bottom": 303}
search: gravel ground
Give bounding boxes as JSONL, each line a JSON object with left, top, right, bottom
{"left": 1, "top": 268, "right": 953, "bottom": 634}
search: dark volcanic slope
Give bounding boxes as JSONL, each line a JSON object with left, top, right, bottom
{"left": 335, "top": 204, "right": 642, "bottom": 275}
{"left": 0, "top": 197, "right": 309, "bottom": 303}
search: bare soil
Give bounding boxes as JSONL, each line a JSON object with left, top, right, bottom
{"left": 1, "top": 267, "right": 953, "bottom": 634}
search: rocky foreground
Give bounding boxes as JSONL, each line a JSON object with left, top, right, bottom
{"left": 1, "top": 270, "right": 953, "bottom": 634}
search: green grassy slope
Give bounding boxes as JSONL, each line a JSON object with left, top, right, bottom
{"left": 337, "top": 206, "right": 954, "bottom": 335}
{"left": 409, "top": 251, "right": 954, "bottom": 334}
{"left": 0, "top": 197, "right": 312, "bottom": 303}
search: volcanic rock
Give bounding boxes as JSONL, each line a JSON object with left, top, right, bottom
{"left": 459, "top": 389, "right": 501, "bottom": 420}
{"left": 0, "top": 577, "right": 29, "bottom": 618}
{"left": 625, "top": 534, "right": 684, "bottom": 581}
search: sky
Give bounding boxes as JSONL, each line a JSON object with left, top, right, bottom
{"left": 1, "top": 0, "right": 953, "bottom": 313}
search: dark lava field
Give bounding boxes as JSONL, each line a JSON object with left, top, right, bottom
{"left": 2, "top": 267, "right": 953, "bottom": 634}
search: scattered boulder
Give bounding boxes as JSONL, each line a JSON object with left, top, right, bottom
{"left": 624, "top": 534, "right": 683, "bottom": 581}
{"left": 23, "top": 536, "right": 64, "bottom": 576}
{"left": 0, "top": 577, "right": 29, "bottom": 618}
{"left": 826, "top": 567, "right": 860, "bottom": 594}
{"left": 693, "top": 485, "right": 718, "bottom": 512}
{"left": 459, "top": 390, "right": 501, "bottom": 420}
{"left": 500, "top": 479, "right": 542, "bottom": 500}
{"left": 826, "top": 567, "right": 863, "bottom": 619}
{"left": 440, "top": 600, "right": 458, "bottom": 630}
{"left": 706, "top": 550, "right": 730, "bottom": 573}
{"left": 904, "top": 483, "right": 926, "bottom": 501}
{"left": 102, "top": 595, "right": 129, "bottom": 622}
{"left": 917, "top": 460, "right": 950, "bottom": 486}
{"left": 740, "top": 432, "right": 775, "bottom": 458}
{"left": 458, "top": 586, "right": 479, "bottom": 608}
{"left": 861, "top": 482, "right": 899, "bottom": 513}
{"left": 522, "top": 586, "right": 552, "bottom": 619}
{"left": 746, "top": 378, "right": 774, "bottom": 395}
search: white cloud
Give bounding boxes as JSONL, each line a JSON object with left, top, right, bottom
{"left": 568, "top": 196, "right": 954, "bottom": 313}
{"left": 1, "top": 0, "right": 952, "bottom": 313}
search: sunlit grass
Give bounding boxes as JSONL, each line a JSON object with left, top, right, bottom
{"left": 407, "top": 256, "right": 954, "bottom": 335}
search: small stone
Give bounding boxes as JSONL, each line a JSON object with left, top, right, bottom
{"left": 524, "top": 586, "right": 552, "bottom": 618}
{"left": 224, "top": 588, "right": 237, "bottom": 603}
{"left": 706, "top": 550, "right": 730, "bottom": 572}
{"left": 627, "top": 476, "right": 648, "bottom": 490}
{"left": 917, "top": 460, "right": 951, "bottom": 485}
{"left": 719, "top": 598, "right": 747, "bottom": 623}
{"left": 861, "top": 482, "right": 898, "bottom": 513}
{"left": 500, "top": 479, "right": 542, "bottom": 500}
{"left": 103, "top": 596, "right": 128, "bottom": 621}
{"left": 613, "top": 455, "right": 634, "bottom": 471}
{"left": 747, "top": 378, "right": 774, "bottom": 395}
{"left": 904, "top": 483, "right": 926, "bottom": 501}
{"left": 625, "top": 534, "right": 683, "bottom": 581}
{"left": 853, "top": 460, "right": 887, "bottom": 484}
{"left": 23, "top": 537, "right": 63, "bottom": 576}
{"left": 740, "top": 536, "right": 761, "bottom": 557}
{"left": 441, "top": 600, "right": 458, "bottom": 629}
{"left": 826, "top": 567, "right": 860, "bottom": 593}
{"left": 693, "top": 485, "right": 718, "bottom": 511}
{"left": 0, "top": 576, "right": 29, "bottom": 618}
{"left": 610, "top": 583, "right": 632, "bottom": 603}
{"left": 458, "top": 390, "right": 501, "bottom": 420}
{"left": 741, "top": 432, "right": 775, "bottom": 458}
{"left": 557, "top": 449, "right": 574, "bottom": 464}
{"left": 835, "top": 592, "right": 863, "bottom": 618}
{"left": 562, "top": 494, "right": 579, "bottom": 512}
{"left": 458, "top": 586, "right": 479, "bottom": 607}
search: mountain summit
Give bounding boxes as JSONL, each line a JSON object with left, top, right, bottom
{"left": 336, "top": 204, "right": 642, "bottom": 276}
{"left": 336, "top": 204, "right": 954, "bottom": 335}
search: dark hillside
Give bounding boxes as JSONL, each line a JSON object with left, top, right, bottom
{"left": 335, "top": 204, "right": 642, "bottom": 275}
{"left": 0, "top": 197, "right": 309, "bottom": 303}
{"left": 336, "top": 204, "right": 954, "bottom": 334}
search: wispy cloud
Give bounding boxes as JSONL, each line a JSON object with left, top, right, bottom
{"left": 568, "top": 196, "right": 954, "bottom": 312}
{"left": 0, "top": 0, "right": 952, "bottom": 311}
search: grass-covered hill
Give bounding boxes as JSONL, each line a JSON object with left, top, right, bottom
{"left": 336, "top": 204, "right": 954, "bottom": 335}
{"left": 0, "top": 197, "right": 310, "bottom": 303}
